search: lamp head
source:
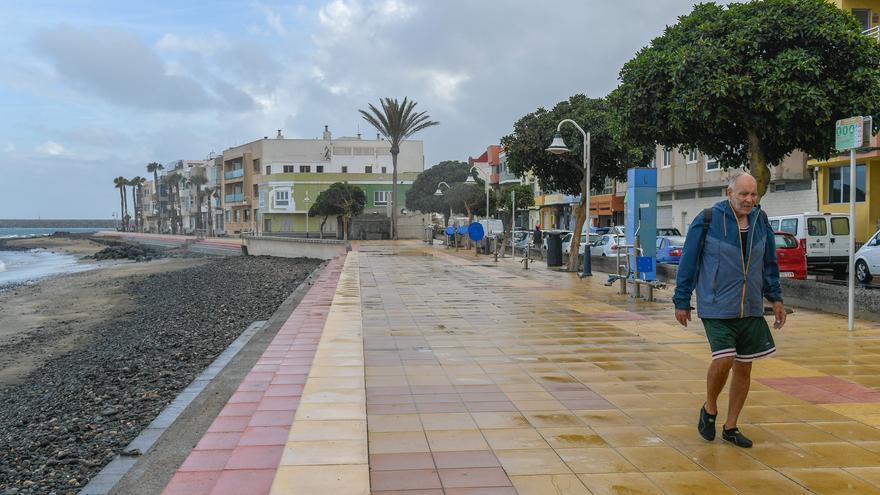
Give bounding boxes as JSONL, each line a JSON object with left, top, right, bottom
{"left": 464, "top": 175, "right": 476, "bottom": 184}
{"left": 433, "top": 188, "right": 444, "bottom": 196}
{"left": 546, "top": 131, "right": 570, "bottom": 155}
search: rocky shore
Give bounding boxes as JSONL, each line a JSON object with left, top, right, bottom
{"left": 0, "top": 254, "right": 322, "bottom": 494}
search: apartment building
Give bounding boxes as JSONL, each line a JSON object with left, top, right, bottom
{"left": 224, "top": 127, "right": 424, "bottom": 237}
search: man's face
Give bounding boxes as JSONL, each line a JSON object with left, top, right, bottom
{"left": 727, "top": 176, "right": 759, "bottom": 217}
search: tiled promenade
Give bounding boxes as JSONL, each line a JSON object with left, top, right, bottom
{"left": 163, "top": 241, "right": 880, "bottom": 494}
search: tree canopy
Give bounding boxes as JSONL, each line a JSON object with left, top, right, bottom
{"left": 309, "top": 182, "right": 366, "bottom": 240}
{"left": 612, "top": 0, "right": 880, "bottom": 196}
{"left": 446, "top": 182, "right": 487, "bottom": 219}
{"left": 405, "top": 160, "right": 470, "bottom": 220}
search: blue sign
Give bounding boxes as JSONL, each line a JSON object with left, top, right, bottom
{"left": 446, "top": 226, "right": 455, "bottom": 236}
{"left": 636, "top": 256, "right": 653, "bottom": 274}
{"left": 458, "top": 226, "right": 468, "bottom": 235}
{"left": 468, "top": 222, "right": 485, "bottom": 241}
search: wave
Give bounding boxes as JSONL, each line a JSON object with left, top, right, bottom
{"left": 0, "top": 260, "right": 4, "bottom": 272}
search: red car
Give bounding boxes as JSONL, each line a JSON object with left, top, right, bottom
{"left": 775, "top": 232, "right": 807, "bottom": 280}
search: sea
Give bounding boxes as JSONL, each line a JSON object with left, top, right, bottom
{"left": 0, "top": 227, "right": 105, "bottom": 288}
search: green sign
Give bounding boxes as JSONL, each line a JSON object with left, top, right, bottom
{"left": 836, "top": 116, "right": 864, "bottom": 151}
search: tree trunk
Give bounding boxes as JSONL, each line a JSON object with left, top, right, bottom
{"left": 118, "top": 188, "right": 125, "bottom": 232}
{"left": 195, "top": 186, "right": 203, "bottom": 230}
{"left": 153, "top": 171, "right": 161, "bottom": 233}
{"left": 747, "top": 129, "right": 771, "bottom": 200}
{"left": 567, "top": 196, "right": 587, "bottom": 272}
{"left": 207, "top": 198, "right": 213, "bottom": 237}
{"left": 177, "top": 183, "right": 184, "bottom": 233}
{"left": 320, "top": 216, "right": 328, "bottom": 239}
{"left": 342, "top": 215, "right": 349, "bottom": 241}
{"left": 391, "top": 150, "right": 399, "bottom": 240}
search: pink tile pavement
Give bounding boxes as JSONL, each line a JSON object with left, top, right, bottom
{"left": 161, "top": 256, "right": 346, "bottom": 495}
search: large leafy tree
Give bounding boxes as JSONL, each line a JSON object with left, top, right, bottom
{"left": 501, "top": 94, "right": 652, "bottom": 271}
{"left": 359, "top": 97, "right": 439, "bottom": 240}
{"left": 445, "top": 182, "right": 486, "bottom": 221}
{"left": 612, "top": 0, "right": 880, "bottom": 197}
{"left": 405, "top": 160, "right": 470, "bottom": 224}
{"left": 309, "top": 183, "right": 366, "bottom": 240}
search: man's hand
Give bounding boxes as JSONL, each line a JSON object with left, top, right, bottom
{"left": 675, "top": 309, "right": 692, "bottom": 327}
{"left": 773, "top": 301, "right": 786, "bottom": 329}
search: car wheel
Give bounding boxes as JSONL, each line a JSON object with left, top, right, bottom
{"left": 856, "top": 259, "right": 872, "bottom": 283}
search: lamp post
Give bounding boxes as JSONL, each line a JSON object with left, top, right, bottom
{"left": 547, "top": 119, "right": 591, "bottom": 277}
{"left": 433, "top": 181, "right": 452, "bottom": 196}
{"left": 304, "top": 191, "right": 311, "bottom": 239}
{"left": 465, "top": 165, "right": 491, "bottom": 221}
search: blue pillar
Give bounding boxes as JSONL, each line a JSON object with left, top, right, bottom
{"left": 625, "top": 168, "right": 657, "bottom": 281}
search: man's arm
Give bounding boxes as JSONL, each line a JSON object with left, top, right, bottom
{"left": 673, "top": 215, "right": 706, "bottom": 312}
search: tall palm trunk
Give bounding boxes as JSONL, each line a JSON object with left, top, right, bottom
{"left": 391, "top": 147, "right": 399, "bottom": 240}
{"left": 206, "top": 193, "right": 214, "bottom": 237}
{"left": 176, "top": 182, "right": 184, "bottom": 233}
{"left": 130, "top": 183, "right": 138, "bottom": 232}
{"left": 195, "top": 185, "right": 203, "bottom": 230}
{"left": 153, "top": 170, "right": 162, "bottom": 233}
{"left": 118, "top": 187, "right": 125, "bottom": 231}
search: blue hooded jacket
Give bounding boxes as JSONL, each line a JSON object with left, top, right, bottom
{"left": 673, "top": 200, "right": 783, "bottom": 319}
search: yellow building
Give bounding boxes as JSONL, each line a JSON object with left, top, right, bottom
{"left": 810, "top": 0, "right": 880, "bottom": 243}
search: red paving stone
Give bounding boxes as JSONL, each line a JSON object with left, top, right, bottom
{"left": 758, "top": 375, "right": 880, "bottom": 404}
{"left": 161, "top": 256, "right": 346, "bottom": 495}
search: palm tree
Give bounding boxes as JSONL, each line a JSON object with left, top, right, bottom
{"left": 190, "top": 174, "right": 208, "bottom": 231}
{"left": 146, "top": 162, "right": 164, "bottom": 233}
{"left": 135, "top": 176, "right": 147, "bottom": 231}
{"left": 129, "top": 176, "right": 141, "bottom": 232}
{"left": 113, "top": 176, "right": 127, "bottom": 232}
{"left": 359, "top": 97, "right": 438, "bottom": 239}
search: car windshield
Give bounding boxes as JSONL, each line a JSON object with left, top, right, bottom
{"left": 514, "top": 232, "right": 528, "bottom": 241}
{"left": 668, "top": 237, "right": 685, "bottom": 247}
{"left": 774, "top": 234, "right": 798, "bottom": 248}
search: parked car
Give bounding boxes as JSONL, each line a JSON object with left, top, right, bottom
{"left": 513, "top": 230, "right": 532, "bottom": 250}
{"left": 775, "top": 231, "right": 807, "bottom": 280}
{"left": 478, "top": 219, "right": 505, "bottom": 237}
{"left": 578, "top": 234, "right": 602, "bottom": 255}
{"left": 591, "top": 234, "right": 624, "bottom": 256}
{"left": 855, "top": 228, "right": 880, "bottom": 282}
{"left": 561, "top": 232, "right": 574, "bottom": 254}
{"left": 769, "top": 213, "right": 850, "bottom": 272}
{"left": 541, "top": 230, "right": 572, "bottom": 251}
{"left": 656, "top": 236, "right": 686, "bottom": 264}
{"left": 657, "top": 227, "right": 682, "bottom": 237}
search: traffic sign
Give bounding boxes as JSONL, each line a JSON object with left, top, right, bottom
{"left": 836, "top": 116, "right": 864, "bottom": 151}
{"left": 467, "top": 222, "right": 485, "bottom": 241}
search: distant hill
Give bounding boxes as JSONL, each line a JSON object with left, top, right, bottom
{"left": 0, "top": 219, "right": 116, "bottom": 228}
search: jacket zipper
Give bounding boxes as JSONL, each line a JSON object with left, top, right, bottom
{"left": 736, "top": 207, "right": 756, "bottom": 318}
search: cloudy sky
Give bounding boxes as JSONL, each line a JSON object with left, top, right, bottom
{"left": 0, "top": 0, "right": 703, "bottom": 219}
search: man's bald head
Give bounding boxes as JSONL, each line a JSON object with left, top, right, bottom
{"left": 726, "top": 172, "right": 759, "bottom": 217}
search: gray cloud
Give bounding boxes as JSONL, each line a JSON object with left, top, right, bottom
{"left": 32, "top": 25, "right": 255, "bottom": 112}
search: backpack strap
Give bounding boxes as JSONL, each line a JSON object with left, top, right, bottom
{"left": 700, "top": 207, "right": 712, "bottom": 252}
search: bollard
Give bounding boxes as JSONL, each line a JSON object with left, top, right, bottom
{"left": 494, "top": 248, "right": 499, "bottom": 262}
{"left": 646, "top": 283, "right": 653, "bottom": 302}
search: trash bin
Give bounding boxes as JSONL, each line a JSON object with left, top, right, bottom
{"left": 546, "top": 232, "right": 563, "bottom": 267}
{"left": 483, "top": 236, "right": 490, "bottom": 254}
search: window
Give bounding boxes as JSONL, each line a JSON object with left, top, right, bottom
{"left": 266, "top": 165, "right": 272, "bottom": 175}
{"left": 675, "top": 190, "right": 696, "bottom": 200}
{"left": 365, "top": 166, "right": 373, "bottom": 174}
{"left": 650, "top": 153, "right": 656, "bottom": 168}
{"left": 770, "top": 219, "right": 780, "bottom": 231}
{"left": 700, "top": 188, "right": 722, "bottom": 198}
{"left": 381, "top": 166, "right": 387, "bottom": 174}
{"left": 243, "top": 209, "right": 250, "bottom": 222}
{"left": 853, "top": 8, "right": 871, "bottom": 32}
{"left": 374, "top": 190, "right": 390, "bottom": 205}
{"left": 663, "top": 149, "right": 671, "bottom": 168}
{"left": 341, "top": 166, "right": 348, "bottom": 173}
{"left": 687, "top": 150, "right": 698, "bottom": 163}
{"left": 807, "top": 218, "right": 826, "bottom": 236}
{"left": 253, "top": 159, "right": 260, "bottom": 173}
{"left": 771, "top": 183, "right": 786, "bottom": 192}
{"left": 283, "top": 165, "right": 294, "bottom": 173}
{"left": 706, "top": 156, "right": 720, "bottom": 171}
{"left": 828, "top": 164, "right": 866, "bottom": 203}
{"left": 299, "top": 165, "right": 311, "bottom": 173}
{"left": 775, "top": 234, "right": 798, "bottom": 248}
{"left": 275, "top": 190, "right": 289, "bottom": 206}
{"left": 780, "top": 218, "right": 798, "bottom": 235}
{"left": 316, "top": 165, "right": 324, "bottom": 173}
{"left": 831, "top": 217, "right": 850, "bottom": 236}
{"left": 659, "top": 192, "right": 673, "bottom": 201}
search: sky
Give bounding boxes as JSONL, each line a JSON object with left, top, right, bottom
{"left": 0, "top": 0, "right": 705, "bottom": 219}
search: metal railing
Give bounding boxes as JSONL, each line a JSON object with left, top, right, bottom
{"left": 224, "top": 193, "right": 244, "bottom": 203}
{"left": 224, "top": 169, "right": 244, "bottom": 180}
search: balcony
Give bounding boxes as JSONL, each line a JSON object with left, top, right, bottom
{"left": 865, "top": 26, "right": 880, "bottom": 42}
{"left": 225, "top": 169, "right": 244, "bottom": 180}
{"left": 225, "top": 193, "right": 245, "bottom": 203}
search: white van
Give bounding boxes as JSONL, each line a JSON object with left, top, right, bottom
{"left": 768, "top": 213, "right": 850, "bottom": 272}
{"left": 477, "top": 219, "right": 504, "bottom": 237}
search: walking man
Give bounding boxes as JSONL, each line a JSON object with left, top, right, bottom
{"left": 673, "top": 172, "right": 787, "bottom": 448}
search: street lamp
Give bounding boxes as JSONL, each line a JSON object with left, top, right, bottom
{"left": 547, "top": 120, "right": 591, "bottom": 277}
{"left": 433, "top": 181, "right": 452, "bottom": 196}
{"left": 304, "top": 191, "right": 311, "bottom": 239}
{"left": 466, "top": 165, "right": 491, "bottom": 221}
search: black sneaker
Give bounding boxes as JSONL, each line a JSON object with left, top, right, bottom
{"left": 722, "top": 426, "right": 753, "bottom": 448}
{"left": 698, "top": 404, "right": 717, "bottom": 441}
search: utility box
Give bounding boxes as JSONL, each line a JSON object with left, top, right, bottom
{"left": 626, "top": 168, "right": 657, "bottom": 281}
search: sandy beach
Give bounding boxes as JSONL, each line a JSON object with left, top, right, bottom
{"left": 0, "top": 236, "right": 205, "bottom": 385}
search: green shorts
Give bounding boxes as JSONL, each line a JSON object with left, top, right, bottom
{"left": 702, "top": 317, "right": 776, "bottom": 362}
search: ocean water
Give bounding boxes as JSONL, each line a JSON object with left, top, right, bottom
{"left": 0, "top": 227, "right": 104, "bottom": 239}
{"left": 0, "top": 249, "right": 96, "bottom": 287}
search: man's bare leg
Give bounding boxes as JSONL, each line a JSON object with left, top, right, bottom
{"left": 705, "top": 357, "right": 734, "bottom": 414}
{"left": 724, "top": 361, "right": 752, "bottom": 428}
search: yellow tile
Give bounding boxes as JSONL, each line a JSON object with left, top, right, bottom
{"left": 483, "top": 428, "right": 549, "bottom": 450}
{"left": 757, "top": 422, "right": 842, "bottom": 444}
{"left": 270, "top": 464, "right": 369, "bottom": 495}
{"left": 813, "top": 421, "right": 880, "bottom": 442}
{"left": 299, "top": 390, "right": 365, "bottom": 404}
{"left": 418, "top": 413, "right": 477, "bottom": 431}
{"left": 510, "top": 474, "right": 592, "bottom": 495}
{"left": 557, "top": 447, "right": 638, "bottom": 474}
{"left": 366, "top": 414, "right": 422, "bottom": 432}
{"left": 713, "top": 470, "right": 812, "bottom": 494}
{"left": 575, "top": 409, "right": 637, "bottom": 427}
{"left": 577, "top": 473, "right": 664, "bottom": 495}
{"left": 646, "top": 471, "right": 737, "bottom": 494}
{"left": 425, "top": 429, "right": 489, "bottom": 451}
{"left": 523, "top": 411, "right": 583, "bottom": 428}
{"left": 538, "top": 427, "right": 608, "bottom": 449}
{"left": 617, "top": 446, "right": 701, "bottom": 472}
{"left": 494, "top": 449, "right": 572, "bottom": 475}
{"left": 367, "top": 431, "right": 429, "bottom": 454}
{"left": 676, "top": 444, "right": 769, "bottom": 472}
{"left": 800, "top": 442, "right": 880, "bottom": 467}
{"left": 279, "top": 440, "right": 367, "bottom": 465}
{"left": 471, "top": 411, "right": 531, "bottom": 429}
{"left": 287, "top": 420, "right": 365, "bottom": 441}
{"left": 744, "top": 443, "right": 834, "bottom": 469}
{"left": 845, "top": 467, "right": 880, "bottom": 488}
{"left": 782, "top": 468, "right": 880, "bottom": 494}
{"left": 593, "top": 426, "right": 664, "bottom": 447}
{"left": 296, "top": 402, "right": 365, "bottom": 421}
{"left": 514, "top": 400, "right": 567, "bottom": 411}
